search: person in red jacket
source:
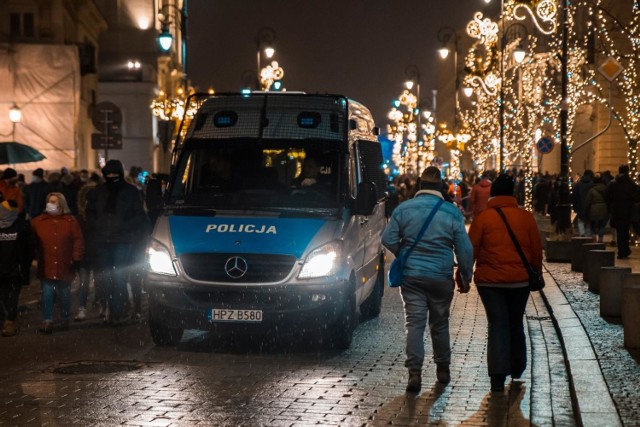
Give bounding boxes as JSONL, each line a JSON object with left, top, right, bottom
{"left": 469, "top": 171, "right": 494, "bottom": 220}
{"left": 467, "top": 174, "right": 543, "bottom": 392}
{"left": 31, "top": 192, "right": 84, "bottom": 334}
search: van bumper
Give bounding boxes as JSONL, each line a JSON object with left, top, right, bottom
{"left": 145, "top": 279, "right": 351, "bottom": 333}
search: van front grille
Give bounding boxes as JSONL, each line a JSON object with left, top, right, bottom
{"left": 179, "top": 253, "right": 296, "bottom": 283}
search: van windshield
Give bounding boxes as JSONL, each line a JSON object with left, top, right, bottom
{"left": 168, "top": 139, "right": 341, "bottom": 212}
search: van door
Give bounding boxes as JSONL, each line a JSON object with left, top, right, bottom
{"left": 355, "top": 140, "right": 388, "bottom": 287}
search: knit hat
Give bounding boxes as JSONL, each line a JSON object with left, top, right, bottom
{"left": 1, "top": 168, "right": 17, "bottom": 180}
{"left": 420, "top": 166, "right": 442, "bottom": 184}
{"left": 490, "top": 173, "right": 515, "bottom": 197}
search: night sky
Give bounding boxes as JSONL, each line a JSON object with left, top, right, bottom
{"left": 188, "top": 0, "right": 500, "bottom": 127}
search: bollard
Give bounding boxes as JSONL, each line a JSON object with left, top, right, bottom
{"left": 581, "top": 243, "right": 606, "bottom": 283}
{"left": 600, "top": 273, "right": 640, "bottom": 317}
{"left": 584, "top": 250, "right": 615, "bottom": 293}
{"left": 571, "top": 237, "right": 595, "bottom": 272}
{"left": 622, "top": 282, "right": 640, "bottom": 349}
{"left": 600, "top": 267, "right": 632, "bottom": 317}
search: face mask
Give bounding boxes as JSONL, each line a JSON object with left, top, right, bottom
{"left": 46, "top": 203, "right": 60, "bottom": 215}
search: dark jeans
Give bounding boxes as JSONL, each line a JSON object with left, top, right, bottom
{"left": 93, "top": 242, "right": 133, "bottom": 321}
{"left": 0, "top": 279, "right": 21, "bottom": 322}
{"left": 477, "top": 286, "right": 530, "bottom": 377}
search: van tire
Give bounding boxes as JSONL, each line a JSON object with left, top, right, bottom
{"left": 149, "top": 314, "right": 183, "bottom": 346}
{"left": 360, "top": 253, "right": 385, "bottom": 319}
{"left": 331, "top": 285, "right": 356, "bottom": 350}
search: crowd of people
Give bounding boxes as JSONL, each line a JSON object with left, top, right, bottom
{"left": 0, "top": 160, "right": 161, "bottom": 337}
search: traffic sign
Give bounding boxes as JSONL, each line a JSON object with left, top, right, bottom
{"left": 598, "top": 57, "right": 623, "bottom": 82}
{"left": 91, "top": 133, "right": 122, "bottom": 150}
{"left": 536, "top": 136, "right": 554, "bottom": 154}
{"left": 91, "top": 101, "right": 122, "bottom": 130}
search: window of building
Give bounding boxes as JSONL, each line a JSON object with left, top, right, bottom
{"left": 9, "top": 12, "right": 35, "bottom": 38}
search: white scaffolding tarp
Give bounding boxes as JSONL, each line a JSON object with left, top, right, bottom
{"left": 0, "top": 43, "right": 80, "bottom": 171}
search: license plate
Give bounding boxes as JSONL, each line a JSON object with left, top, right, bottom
{"left": 208, "top": 308, "right": 263, "bottom": 323}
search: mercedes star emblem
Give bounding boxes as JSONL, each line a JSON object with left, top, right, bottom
{"left": 224, "top": 256, "right": 248, "bottom": 279}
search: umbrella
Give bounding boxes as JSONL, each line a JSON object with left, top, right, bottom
{"left": 0, "top": 141, "right": 46, "bottom": 165}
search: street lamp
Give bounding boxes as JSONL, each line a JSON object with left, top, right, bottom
{"left": 437, "top": 27, "right": 460, "bottom": 130}
{"left": 9, "top": 103, "right": 21, "bottom": 140}
{"left": 157, "top": 0, "right": 188, "bottom": 88}
{"left": 158, "top": 0, "right": 188, "bottom": 76}
{"left": 256, "top": 27, "right": 276, "bottom": 90}
{"left": 505, "top": 23, "right": 529, "bottom": 64}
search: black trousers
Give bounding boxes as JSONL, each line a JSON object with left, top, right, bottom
{"left": 0, "top": 279, "right": 22, "bottom": 322}
{"left": 615, "top": 219, "right": 632, "bottom": 258}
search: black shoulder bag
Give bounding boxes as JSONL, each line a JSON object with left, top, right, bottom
{"left": 494, "top": 207, "right": 545, "bottom": 292}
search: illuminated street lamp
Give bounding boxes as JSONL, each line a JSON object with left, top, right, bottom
{"left": 437, "top": 26, "right": 461, "bottom": 130}
{"left": 157, "top": 1, "right": 188, "bottom": 86}
{"left": 9, "top": 103, "right": 21, "bottom": 140}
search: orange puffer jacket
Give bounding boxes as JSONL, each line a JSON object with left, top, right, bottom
{"left": 468, "top": 196, "right": 542, "bottom": 284}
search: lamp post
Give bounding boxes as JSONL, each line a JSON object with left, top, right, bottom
{"left": 256, "top": 27, "right": 276, "bottom": 90}
{"left": 8, "top": 103, "right": 21, "bottom": 140}
{"left": 437, "top": 27, "right": 460, "bottom": 131}
{"left": 556, "top": 0, "right": 571, "bottom": 234}
{"left": 405, "top": 65, "right": 421, "bottom": 173}
{"left": 157, "top": 1, "right": 188, "bottom": 89}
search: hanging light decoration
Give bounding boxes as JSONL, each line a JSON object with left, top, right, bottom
{"left": 260, "top": 61, "right": 285, "bottom": 91}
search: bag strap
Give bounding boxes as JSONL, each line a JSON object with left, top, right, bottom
{"left": 400, "top": 198, "right": 444, "bottom": 263}
{"left": 493, "top": 207, "right": 534, "bottom": 274}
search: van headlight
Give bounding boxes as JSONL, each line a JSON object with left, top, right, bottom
{"left": 298, "top": 241, "right": 341, "bottom": 279}
{"left": 146, "top": 240, "right": 177, "bottom": 276}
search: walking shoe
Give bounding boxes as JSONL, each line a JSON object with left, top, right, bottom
{"left": 74, "top": 307, "right": 87, "bottom": 321}
{"left": 436, "top": 364, "right": 451, "bottom": 384}
{"left": 490, "top": 374, "right": 506, "bottom": 392}
{"left": 1, "top": 320, "right": 18, "bottom": 337}
{"left": 406, "top": 369, "right": 422, "bottom": 393}
{"left": 38, "top": 321, "right": 53, "bottom": 335}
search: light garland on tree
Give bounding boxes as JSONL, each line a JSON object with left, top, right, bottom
{"left": 387, "top": 89, "right": 437, "bottom": 175}
{"left": 583, "top": 0, "right": 640, "bottom": 179}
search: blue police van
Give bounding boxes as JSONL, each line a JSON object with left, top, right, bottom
{"left": 144, "top": 93, "right": 388, "bottom": 348}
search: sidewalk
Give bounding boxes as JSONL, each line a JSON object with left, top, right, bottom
{"left": 536, "top": 214, "right": 639, "bottom": 426}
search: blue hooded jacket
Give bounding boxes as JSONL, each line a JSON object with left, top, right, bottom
{"left": 382, "top": 190, "right": 473, "bottom": 283}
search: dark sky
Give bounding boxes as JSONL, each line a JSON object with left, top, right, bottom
{"left": 188, "top": 0, "right": 500, "bottom": 126}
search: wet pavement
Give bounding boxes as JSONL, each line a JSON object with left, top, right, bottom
{"left": 4, "top": 236, "right": 640, "bottom": 426}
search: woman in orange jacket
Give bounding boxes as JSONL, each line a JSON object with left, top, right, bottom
{"left": 31, "top": 192, "right": 84, "bottom": 334}
{"left": 467, "top": 174, "right": 543, "bottom": 392}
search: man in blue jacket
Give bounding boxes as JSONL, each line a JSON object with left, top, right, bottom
{"left": 382, "top": 166, "right": 474, "bottom": 393}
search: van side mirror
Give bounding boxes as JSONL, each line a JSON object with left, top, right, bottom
{"left": 353, "top": 182, "right": 378, "bottom": 216}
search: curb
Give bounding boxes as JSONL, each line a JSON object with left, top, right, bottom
{"left": 540, "top": 263, "right": 622, "bottom": 427}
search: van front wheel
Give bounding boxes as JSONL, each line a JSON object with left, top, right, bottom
{"left": 149, "top": 314, "right": 183, "bottom": 346}
{"left": 360, "top": 253, "right": 385, "bottom": 319}
{"left": 330, "top": 288, "right": 356, "bottom": 349}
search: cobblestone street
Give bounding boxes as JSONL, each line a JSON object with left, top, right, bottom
{"left": 0, "top": 259, "right": 580, "bottom": 426}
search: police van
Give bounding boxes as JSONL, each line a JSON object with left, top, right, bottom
{"left": 145, "top": 93, "right": 388, "bottom": 348}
